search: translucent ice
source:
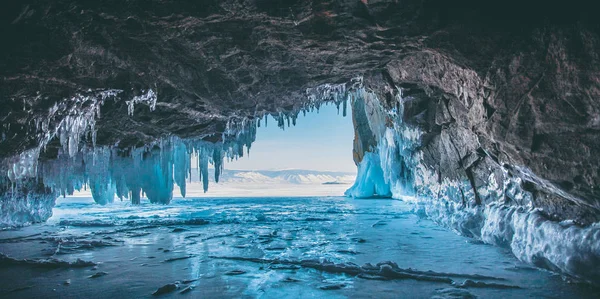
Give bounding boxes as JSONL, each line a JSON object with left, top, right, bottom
{"left": 37, "top": 134, "right": 257, "bottom": 205}
{"left": 342, "top": 86, "right": 600, "bottom": 283}
{"left": 344, "top": 152, "right": 391, "bottom": 198}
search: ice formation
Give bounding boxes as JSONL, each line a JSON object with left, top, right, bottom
{"left": 0, "top": 183, "right": 55, "bottom": 227}
{"left": 344, "top": 152, "right": 390, "bottom": 198}
{"left": 1, "top": 88, "right": 264, "bottom": 224}
{"left": 2, "top": 80, "right": 358, "bottom": 214}
{"left": 126, "top": 89, "right": 157, "bottom": 116}
{"left": 5, "top": 88, "right": 165, "bottom": 186}
{"left": 3, "top": 78, "right": 599, "bottom": 283}
{"left": 343, "top": 87, "right": 600, "bottom": 283}
{"left": 5, "top": 89, "right": 124, "bottom": 186}
{"left": 38, "top": 134, "right": 257, "bottom": 205}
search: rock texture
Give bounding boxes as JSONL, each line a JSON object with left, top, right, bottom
{"left": 361, "top": 25, "right": 600, "bottom": 224}
{"left": 1, "top": 0, "right": 598, "bottom": 161}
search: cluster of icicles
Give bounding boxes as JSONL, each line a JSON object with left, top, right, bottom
{"left": 6, "top": 88, "right": 154, "bottom": 183}
{"left": 39, "top": 138, "right": 246, "bottom": 204}
{"left": 5, "top": 79, "right": 359, "bottom": 205}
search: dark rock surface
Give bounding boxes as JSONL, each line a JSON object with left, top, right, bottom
{"left": 362, "top": 25, "right": 600, "bottom": 223}
{"left": 0, "top": 0, "right": 593, "bottom": 155}
{"left": 0, "top": 0, "right": 598, "bottom": 239}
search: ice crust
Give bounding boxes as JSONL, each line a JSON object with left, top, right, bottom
{"left": 482, "top": 203, "right": 600, "bottom": 282}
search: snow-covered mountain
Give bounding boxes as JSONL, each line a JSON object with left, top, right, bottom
{"left": 190, "top": 169, "right": 355, "bottom": 185}
{"left": 68, "top": 169, "right": 357, "bottom": 198}
{"left": 182, "top": 169, "right": 356, "bottom": 197}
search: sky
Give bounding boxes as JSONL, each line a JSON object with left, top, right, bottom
{"left": 225, "top": 103, "right": 357, "bottom": 173}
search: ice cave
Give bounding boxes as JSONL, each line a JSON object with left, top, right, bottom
{"left": 1, "top": 1, "right": 600, "bottom": 298}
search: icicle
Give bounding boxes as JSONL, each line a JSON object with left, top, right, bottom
{"left": 7, "top": 148, "right": 40, "bottom": 182}
{"left": 173, "top": 142, "right": 189, "bottom": 198}
{"left": 8, "top": 79, "right": 363, "bottom": 206}
{"left": 200, "top": 151, "right": 209, "bottom": 193}
{"left": 188, "top": 160, "right": 192, "bottom": 184}
{"left": 89, "top": 178, "right": 116, "bottom": 205}
{"left": 213, "top": 148, "right": 222, "bottom": 183}
{"left": 126, "top": 89, "right": 157, "bottom": 116}
{"left": 197, "top": 149, "right": 202, "bottom": 183}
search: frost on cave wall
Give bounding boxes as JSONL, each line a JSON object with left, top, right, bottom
{"left": 345, "top": 87, "right": 600, "bottom": 283}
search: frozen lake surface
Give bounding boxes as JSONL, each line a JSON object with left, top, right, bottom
{"left": 0, "top": 197, "right": 598, "bottom": 298}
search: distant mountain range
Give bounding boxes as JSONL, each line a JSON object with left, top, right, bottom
{"left": 189, "top": 169, "right": 356, "bottom": 185}
{"left": 181, "top": 169, "right": 356, "bottom": 197}
{"left": 67, "top": 169, "right": 357, "bottom": 198}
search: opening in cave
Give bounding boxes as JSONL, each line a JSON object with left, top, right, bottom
{"left": 63, "top": 103, "right": 358, "bottom": 200}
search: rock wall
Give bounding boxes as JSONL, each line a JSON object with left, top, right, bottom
{"left": 346, "top": 52, "right": 600, "bottom": 281}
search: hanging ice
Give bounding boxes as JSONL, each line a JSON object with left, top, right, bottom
{"left": 126, "top": 89, "right": 157, "bottom": 116}
{"left": 35, "top": 117, "right": 259, "bottom": 205}
{"left": 344, "top": 152, "right": 391, "bottom": 198}
{"left": 2, "top": 81, "right": 357, "bottom": 223}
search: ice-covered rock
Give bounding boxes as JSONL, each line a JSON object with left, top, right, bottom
{"left": 344, "top": 87, "right": 600, "bottom": 283}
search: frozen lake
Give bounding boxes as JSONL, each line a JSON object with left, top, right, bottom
{"left": 0, "top": 197, "right": 598, "bottom": 298}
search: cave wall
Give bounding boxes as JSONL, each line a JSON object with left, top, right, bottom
{"left": 360, "top": 27, "right": 600, "bottom": 224}
{"left": 344, "top": 40, "right": 600, "bottom": 280}
{"left": 3, "top": 0, "right": 598, "bottom": 159}
{"left": 347, "top": 83, "right": 600, "bottom": 282}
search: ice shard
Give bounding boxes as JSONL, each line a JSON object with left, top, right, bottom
{"left": 126, "top": 89, "right": 157, "bottom": 116}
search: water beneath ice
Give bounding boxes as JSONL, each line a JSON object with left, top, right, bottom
{"left": 0, "top": 197, "right": 598, "bottom": 298}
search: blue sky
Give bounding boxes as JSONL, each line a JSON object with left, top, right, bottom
{"left": 226, "top": 103, "right": 357, "bottom": 173}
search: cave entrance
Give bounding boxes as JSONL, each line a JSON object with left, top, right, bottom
{"left": 62, "top": 103, "right": 357, "bottom": 203}
{"left": 182, "top": 103, "right": 357, "bottom": 198}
